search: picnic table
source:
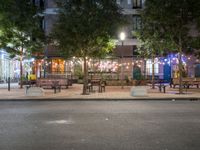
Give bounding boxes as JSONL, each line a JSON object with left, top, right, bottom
{"left": 87, "top": 79, "right": 106, "bottom": 93}
{"left": 52, "top": 81, "right": 61, "bottom": 93}
{"left": 156, "top": 83, "right": 167, "bottom": 93}
{"left": 155, "top": 79, "right": 168, "bottom": 93}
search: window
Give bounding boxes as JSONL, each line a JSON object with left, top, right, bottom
{"left": 127, "top": 0, "right": 131, "bottom": 5}
{"left": 146, "top": 59, "right": 159, "bottom": 75}
{"left": 116, "top": 0, "right": 120, "bottom": 5}
{"left": 132, "top": 0, "right": 142, "bottom": 8}
{"left": 132, "top": 46, "right": 139, "bottom": 56}
{"left": 40, "top": 0, "right": 44, "bottom": 9}
{"left": 133, "top": 15, "right": 142, "bottom": 31}
{"left": 40, "top": 17, "right": 45, "bottom": 30}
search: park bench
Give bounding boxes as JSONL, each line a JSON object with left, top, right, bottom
{"left": 37, "top": 78, "right": 69, "bottom": 89}
{"left": 37, "top": 79, "right": 62, "bottom": 93}
{"left": 172, "top": 78, "right": 200, "bottom": 88}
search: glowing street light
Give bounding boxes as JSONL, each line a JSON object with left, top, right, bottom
{"left": 119, "top": 32, "right": 126, "bottom": 89}
{"left": 120, "top": 32, "right": 125, "bottom": 41}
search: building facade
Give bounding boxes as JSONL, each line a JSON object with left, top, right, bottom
{"left": 39, "top": 0, "right": 200, "bottom": 81}
{"left": 41, "top": 0, "right": 145, "bottom": 79}
{"left": 1, "top": 0, "right": 198, "bottom": 82}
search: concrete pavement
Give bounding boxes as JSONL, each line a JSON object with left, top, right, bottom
{"left": 0, "top": 83, "right": 200, "bottom": 100}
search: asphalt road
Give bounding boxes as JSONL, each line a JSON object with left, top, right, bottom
{"left": 0, "top": 100, "right": 200, "bottom": 150}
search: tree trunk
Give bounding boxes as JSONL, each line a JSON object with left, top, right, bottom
{"left": 144, "top": 59, "right": 147, "bottom": 79}
{"left": 152, "top": 55, "right": 155, "bottom": 89}
{"left": 178, "top": 50, "right": 183, "bottom": 94}
{"left": 178, "top": 35, "right": 183, "bottom": 94}
{"left": 82, "top": 56, "right": 88, "bottom": 95}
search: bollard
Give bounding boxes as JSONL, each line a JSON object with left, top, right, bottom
{"left": 8, "top": 77, "right": 10, "bottom": 91}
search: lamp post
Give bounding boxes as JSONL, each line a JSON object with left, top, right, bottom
{"left": 8, "top": 59, "right": 10, "bottom": 91}
{"left": 119, "top": 32, "right": 125, "bottom": 89}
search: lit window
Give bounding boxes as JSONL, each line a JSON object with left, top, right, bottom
{"left": 146, "top": 59, "right": 159, "bottom": 75}
{"left": 132, "top": 0, "right": 142, "bottom": 8}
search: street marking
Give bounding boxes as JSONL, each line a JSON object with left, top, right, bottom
{"left": 46, "top": 120, "right": 74, "bottom": 125}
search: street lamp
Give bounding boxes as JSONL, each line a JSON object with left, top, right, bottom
{"left": 119, "top": 32, "right": 125, "bottom": 89}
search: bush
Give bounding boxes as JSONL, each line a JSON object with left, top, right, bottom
{"left": 74, "top": 65, "right": 84, "bottom": 79}
{"left": 133, "top": 66, "right": 142, "bottom": 80}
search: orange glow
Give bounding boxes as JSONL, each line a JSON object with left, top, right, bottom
{"left": 52, "top": 59, "right": 65, "bottom": 72}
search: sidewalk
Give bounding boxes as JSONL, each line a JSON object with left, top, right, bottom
{"left": 0, "top": 83, "right": 200, "bottom": 100}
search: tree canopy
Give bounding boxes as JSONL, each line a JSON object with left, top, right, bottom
{"left": 136, "top": 0, "right": 200, "bottom": 93}
{"left": 0, "top": 0, "right": 45, "bottom": 58}
{"left": 141, "top": 0, "right": 200, "bottom": 54}
{"left": 51, "top": 0, "right": 126, "bottom": 94}
{"left": 0, "top": 0, "right": 45, "bottom": 88}
{"left": 51, "top": 0, "right": 126, "bottom": 58}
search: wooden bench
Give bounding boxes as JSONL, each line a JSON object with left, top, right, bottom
{"left": 37, "top": 78, "right": 68, "bottom": 89}
{"left": 172, "top": 78, "right": 200, "bottom": 88}
{"left": 58, "top": 79, "right": 68, "bottom": 89}
{"left": 36, "top": 79, "right": 62, "bottom": 93}
{"left": 37, "top": 79, "right": 53, "bottom": 88}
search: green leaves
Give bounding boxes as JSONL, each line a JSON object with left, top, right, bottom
{"left": 51, "top": 0, "right": 124, "bottom": 59}
{"left": 136, "top": 0, "right": 200, "bottom": 58}
{"left": 0, "top": 0, "right": 45, "bottom": 58}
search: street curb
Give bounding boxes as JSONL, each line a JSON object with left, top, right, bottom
{"left": 0, "top": 97, "right": 199, "bottom": 101}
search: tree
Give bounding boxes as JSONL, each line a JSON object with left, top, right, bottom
{"left": 135, "top": 28, "right": 175, "bottom": 89}
{"left": 51, "top": 0, "right": 125, "bottom": 95}
{"left": 0, "top": 0, "right": 45, "bottom": 88}
{"left": 138, "top": 0, "right": 200, "bottom": 94}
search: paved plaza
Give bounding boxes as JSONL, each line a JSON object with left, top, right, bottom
{"left": 0, "top": 83, "right": 200, "bottom": 100}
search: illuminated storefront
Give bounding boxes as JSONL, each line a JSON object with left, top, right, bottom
{"left": 0, "top": 50, "right": 36, "bottom": 82}
{"left": 0, "top": 50, "right": 19, "bottom": 82}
